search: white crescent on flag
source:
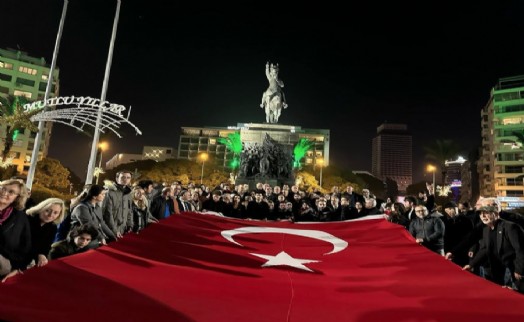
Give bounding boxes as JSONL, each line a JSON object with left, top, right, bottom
{"left": 221, "top": 227, "right": 349, "bottom": 272}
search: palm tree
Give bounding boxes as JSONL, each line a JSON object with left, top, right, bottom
{"left": 511, "top": 130, "right": 524, "bottom": 148}
{"left": 218, "top": 132, "right": 242, "bottom": 169}
{"left": 0, "top": 95, "right": 42, "bottom": 161}
{"left": 293, "top": 138, "right": 313, "bottom": 168}
{"left": 423, "top": 139, "right": 461, "bottom": 185}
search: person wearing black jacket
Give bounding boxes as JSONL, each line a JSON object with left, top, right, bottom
{"left": 49, "top": 224, "right": 99, "bottom": 260}
{"left": 26, "top": 198, "right": 66, "bottom": 267}
{"left": 464, "top": 206, "right": 524, "bottom": 293}
{"left": 71, "top": 185, "right": 116, "bottom": 248}
{"left": 0, "top": 179, "right": 31, "bottom": 282}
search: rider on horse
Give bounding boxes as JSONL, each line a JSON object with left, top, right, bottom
{"left": 260, "top": 62, "right": 287, "bottom": 123}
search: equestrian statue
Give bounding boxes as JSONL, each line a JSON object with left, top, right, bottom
{"left": 260, "top": 61, "right": 287, "bottom": 123}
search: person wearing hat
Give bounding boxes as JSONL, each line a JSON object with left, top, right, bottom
{"left": 463, "top": 206, "right": 524, "bottom": 293}
{"left": 441, "top": 201, "right": 474, "bottom": 267}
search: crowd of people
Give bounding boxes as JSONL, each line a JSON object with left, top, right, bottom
{"left": 0, "top": 171, "right": 523, "bottom": 294}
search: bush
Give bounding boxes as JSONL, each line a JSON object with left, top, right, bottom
{"left": 30, "top": 184, "right": 73, "bottom": 205}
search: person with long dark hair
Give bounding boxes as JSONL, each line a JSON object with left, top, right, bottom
{"left": 70, "top": 185, "right": 116, "bottom": 249}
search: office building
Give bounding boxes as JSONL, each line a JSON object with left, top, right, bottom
{"left": 0, "top": 48, "right": 59, "bottom": 173}
{"left": 371, "top": 123, "right": 412, "bottom": 192}
{"left": 478, "top": 75, "right": 524, "bottom": 209}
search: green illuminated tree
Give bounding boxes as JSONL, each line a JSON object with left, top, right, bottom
{"left": 293, "top": 138, "right": 313, "bottom": 168}
{"left": 0, "top": 95, "right": 42, "bottom": 161}
{"left": 218, "top": 132, "right": 242, "bottom": 169}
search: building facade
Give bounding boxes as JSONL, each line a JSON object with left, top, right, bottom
{"left": 142, "top": 146, "right": 176, "bottom": 162}
{"left": 445, "top": 156, "right": 467, "bottom": 186}
{"left": 371, "top": 123, "right": 412, "bottom": 192}
{"left": 445, "top": 157, "right": 472, "bottom": 203}
{"left": 478, "top": 75, "right": 524, "bottom": 209}
{"left": 105, "top": 153, "right": 143, "bottom": 170}
{"left": 0, "top": 48, "right": 59, "bottom": 173}
{"left": 178, "top": 123, "right": 330, "bottom": 169}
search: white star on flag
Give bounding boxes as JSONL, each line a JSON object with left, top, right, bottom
{"left": 251, "top": 251, "right": 320, "bottom": 272}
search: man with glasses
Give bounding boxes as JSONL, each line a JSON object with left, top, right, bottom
{"left": 0, "top": 179, "right": 31, "bottom": 282}
{"left": 408, "top": 205, "right": 445, "bottom": 255}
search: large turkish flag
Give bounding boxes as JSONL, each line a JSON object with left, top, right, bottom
{"left": 0, "top": 212, "right": 523, "bottom": 321}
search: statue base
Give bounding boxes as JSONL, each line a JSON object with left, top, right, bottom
{"left": 236, "top": 177, "right": 295, "bottom": 191}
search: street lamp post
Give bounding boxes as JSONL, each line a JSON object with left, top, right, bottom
{"left": 200, "top": 153, "right": 208, "bottom": 184}
{"left": 317, "top": 158, "right": 324, "bottom": 188}
{"left": 426, "top": 164, "right": 436, "bottom": 192}
{"left": 96, "top": 142, "right": 108, "bottom": 184}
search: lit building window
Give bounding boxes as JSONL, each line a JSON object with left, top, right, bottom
{"left": 18, "top": 66, "right": 37, "bottom": 75}
{"left": 0, "top": 61, "right": 13, "bottom": 70}
{"left": 42, "top": 74, "right": 48, "bottom": 81}
{"left": 209, "top": 138, "right": 216, "bottom": 145}
{"left": 13, "top": 90, "right": 32, "bottom": 99}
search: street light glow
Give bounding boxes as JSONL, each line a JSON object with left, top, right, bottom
{"left": 317, "top": 158, "right": 324, "bottom": 188}
{"left": 96, "top": 142, "right": 109, "bottom": 184}
{"left": 200, "top": 152, "right": 208, "bottom": 184}
{"left": 99, "top": 141, "right": 108, "bottom": 151}
{"left": 426, "top": 164, "right": 436, "bottom": 191}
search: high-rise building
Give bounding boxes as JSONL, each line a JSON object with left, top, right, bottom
{"left": 445, "top": 156, "right": 467, "bottom": 186}
{"left": 0, "top": 48, "right": 59, "bottom": 173}
{"left": 478, "top": 75, "right": 524, "bottom": 209}
{"left": 445, "top": 156, "right": 472, "bottom": 203}
{"left": 372, "top": 123, "right": 412, "bottom": 192}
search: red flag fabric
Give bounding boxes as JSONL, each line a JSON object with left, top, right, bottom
{"left": 0, "top": 212, "right": 523, "bottom": 322}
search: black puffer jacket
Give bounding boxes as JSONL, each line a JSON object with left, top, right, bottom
{"left": 0, "top": 208, "right": 31, "bottom": 270}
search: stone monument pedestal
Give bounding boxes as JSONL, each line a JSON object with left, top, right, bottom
{"left": 236, "top": 177, "right": 295, "bottom": 191}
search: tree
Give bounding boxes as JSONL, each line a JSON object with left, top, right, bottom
{"left": 217, "top": 132, "right": 242, "bottom": 170}
{"left": 102, "top": 159, "right": 157, "bottom": 183}
{"left": 35, "top": 158, "right": 71, "bottom": 192}
{"left": 293, "top": 139, "right": 313, "bottom": 168}
{"left": 0, "top": 95, "right": 42, "bottom": 161}
{"left": 424, "top": 139, "right": 461, "bottom": 185}
{"left": 353, "top": 172, "right": 386, "bottom": 199}
{"left": 406, "top": 181, "right": 427, "bottom": 196}
{"left": 385, "top": 177, "right": 399, "bottom": 200}
{"left": 296, "top": 171, "right": 320, "bottom": 192}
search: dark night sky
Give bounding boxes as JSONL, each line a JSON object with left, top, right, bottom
{"left": 4, "top": 0, "right": 524, "bottom": 183}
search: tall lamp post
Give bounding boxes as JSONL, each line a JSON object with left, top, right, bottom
{"left": 200, "top": 153, "right": 208, "bottom": 184}
{"left": 317, "top": 158, "right": 324, "bottom": 188}
{"left": 426, "top": 164, "right": 436, "bottom": 192}
{"left": 96, "top": 142, "right": 108, "bottom": 184}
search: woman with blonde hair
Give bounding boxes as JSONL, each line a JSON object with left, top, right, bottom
{"left": 26, "top": 198, "right": 66, "bottom": 268}
{"left": 131, "top": 186, "right": 157, "bottom": 233}
{"left": 0, "top": 179, "right": 30, "bottom": 282}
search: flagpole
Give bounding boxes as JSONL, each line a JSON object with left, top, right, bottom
{"left": 26, "top": 0, "right": 69, "bottom": 190}
{"left": 85, "top": 0, "right": 122, "bottom": 185}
